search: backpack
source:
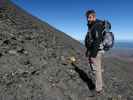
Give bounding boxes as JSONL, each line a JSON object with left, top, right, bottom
{"left": 84, "top": 20, "right": 114, "bottom": 51}
{"left": 102, "top": 20, "right": 114, "bottom": 51}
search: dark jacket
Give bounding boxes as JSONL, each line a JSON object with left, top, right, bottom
{"left": 85, "top": 19, "right": 104, "bottom": 58}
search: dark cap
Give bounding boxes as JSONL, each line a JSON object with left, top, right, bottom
{"left": 85, "top": 9, "right": 96, "bottom": 17}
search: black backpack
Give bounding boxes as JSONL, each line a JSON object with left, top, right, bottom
{"left": 85, "top": 20, "right": 114, "bottom": 51}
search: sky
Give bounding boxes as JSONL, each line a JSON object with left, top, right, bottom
{"left": 11, "top": 0, "right": 133, "bottom": 42}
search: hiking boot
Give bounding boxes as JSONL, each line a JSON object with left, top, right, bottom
{"left": 96, "top": 89, "right": 104, "bottom": 96}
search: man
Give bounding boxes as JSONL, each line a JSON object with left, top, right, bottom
{"left": 84, "top": 9, "right": 106, "bottom": 95}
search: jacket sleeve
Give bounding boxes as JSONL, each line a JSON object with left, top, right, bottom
{"left": 92, "top": 22, "right": 104, "bottom": 43}
{"left": 84, "top": 32, "right": 93, "bottom": 49}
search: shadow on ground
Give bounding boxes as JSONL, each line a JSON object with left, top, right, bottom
{"left": 71, "top": 63, "right": 95, "bottom": 91}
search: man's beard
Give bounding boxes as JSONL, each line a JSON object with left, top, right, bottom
{"left": 89, "top": 20, "right": 95, "bottom": 24}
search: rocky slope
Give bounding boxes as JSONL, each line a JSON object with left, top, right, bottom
{"left": 0, "top": 0, "right": 133, "bottom": 100}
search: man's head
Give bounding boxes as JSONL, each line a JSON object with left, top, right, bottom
{"left": 86, "top": 10, "right": 96, "bottom": 23}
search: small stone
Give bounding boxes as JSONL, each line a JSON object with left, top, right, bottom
{"left": 11, "top": 72, "right": 15, "bottom": 76}
{"left": 17, "top": 48, "right": 28, "bottom": 55}
{"left": 24, "top": 50, "right": 28, "bottom": 54}
{"left": 18, "top": 84, "right": 22, "bottom": 88}
{"left": 61, "top": 56, "right": 65, "bottom": 61}
{"left": 51, "top": 83, "right": 56, "bottom": 87}
{"left": 8, "top": 50, "right": 17, "bottom": 54}
{"left": 69, "top": 69, "right": 76, "bottom": 74}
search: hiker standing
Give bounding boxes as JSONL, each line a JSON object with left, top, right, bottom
{"left": 84, "top": 10, "right": 114, "bottom": 95}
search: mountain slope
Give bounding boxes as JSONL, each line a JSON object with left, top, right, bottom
{"left": 0, "top": 1, "right": 133, "bottom": 100}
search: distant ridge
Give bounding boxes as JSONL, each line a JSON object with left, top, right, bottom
{"left": 79, "top": 40, "right": 133, "bottom": 49}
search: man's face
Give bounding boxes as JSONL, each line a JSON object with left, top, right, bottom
{"left": 87, "top": 14, "right": 96, "bottom": 23}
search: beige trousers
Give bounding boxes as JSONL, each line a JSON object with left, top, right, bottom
{"left": 91, "top": 51, "right": 104, "bottom": 91}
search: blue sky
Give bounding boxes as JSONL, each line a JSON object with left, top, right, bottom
{"left": 11, "top": 0, "right": 133, "bottom": 42}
